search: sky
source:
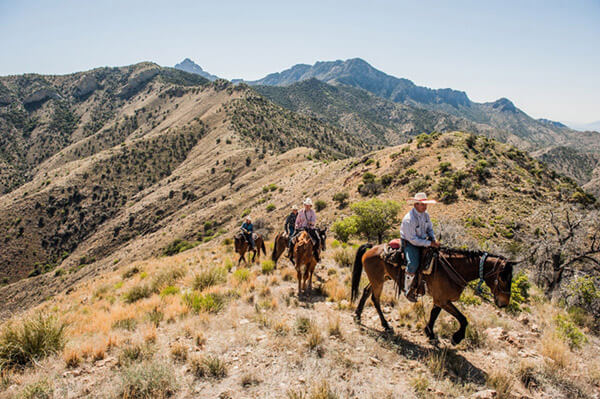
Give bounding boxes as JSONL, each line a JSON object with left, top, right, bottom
{"left": 1, "top": 0, "right": 599, "bottom": 124}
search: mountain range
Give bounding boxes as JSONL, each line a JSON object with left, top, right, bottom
{"left": 176, "top": 58, "right": 600, "bottom": 153}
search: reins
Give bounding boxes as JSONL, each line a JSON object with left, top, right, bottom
{"left": 436, "top": 249, "right": 508, "bottom": 298}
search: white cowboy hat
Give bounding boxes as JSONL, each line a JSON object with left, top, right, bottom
{"left": 303, "top": 198, "right": 313, "bottom": 206}
{"left": 244, "top": 215, "right": 252, "bottom": 221}
{"left": 291, "top": 204, "right": 298, "bottom": 210}
{"left": 408, "top": 192, "right": 437, "bottom": 204}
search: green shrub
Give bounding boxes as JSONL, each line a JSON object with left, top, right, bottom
{"left": 262, "top": 183, "right": 278, "bottom": 193}
{"left": 160, "top": 286, "right": 180, "bottom": 297}
{"left": 332, "top": 192, "right": 349, "bottom": 208}
{"left": 233, "top": 268, "right": 250, "bottom": 282}
{"left": 261, "top": 260, "right": 275, "bottom": 274}
{"left": 554, "top": 314, "right": 587, "bottom": 349}
{"left": 183, "top": 292, "right": 226, "bottom": 314}
{"left": 434, "top": 177, "right": 458, "bottom": 203}
{"left": 506, "top": 271, "right": 530, "bottom": 314}
{"left": 124, "top": 285, "right": 152, "bottom": 303}
{"left": 266, "top": 203, "right": 276, "bottom": 212}
{"left": 122, "top": 266, "right": 140, "bottom": 279}
{"left": 314, "top": 200, "right": 327, "bottom": 212}
{"left": 20, "top": 378, "right": 53, "bottom": 399}
{"left": 473, "top": 159, "right": 491, "bottom": 181}
{"left": 438, "top": 162, "right": 452, "bottom": 175}
{"left": 332, "top": 216, "right": 358, "bottom": 243}
{"left": 0, "top": 313, "right": 66, "bottom": 369}
{"left": 193, "top": 267, "right": 227, "bottom": 291}
{"left": 410, "top": 178, "right": 429, "bottom": 193}
{"left": 151, "top": 267, "right": 186, "bottom": 293}
{"left": 568, "top": 276, "right": 599, "bottom": 308}
{"left": 119, "top": 360, "right": 178, "bottom": 398}
{"left": 241, "top": 209, "right": 251, "bottom": 217}
{"left": 459, "top": 292, "right": 482, "bottom": 306}
{"left": 162, "top": 239, "right": 196, "bottom": 256}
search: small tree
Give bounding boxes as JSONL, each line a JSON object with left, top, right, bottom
{"left": 528, "top": 206, "right": 600, "bottom": 295}
{"left": 350, "top": 198, "right": 401, "bottom": 243}
{"left": 314, "top": 200, "right": 327, "bottom": 212}
{"left": 332, "top": 216, "right": 358, "bottom": 243}
{"left": 332, "top": 192, "right": 349, "bottom": 209}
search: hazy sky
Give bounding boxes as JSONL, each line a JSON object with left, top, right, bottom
{"left": 1, "top": 0, "right": 599, "bottom": 123}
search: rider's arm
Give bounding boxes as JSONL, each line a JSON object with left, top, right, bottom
{"left": 426, "top": 215, "right": 436, "bottom": 242}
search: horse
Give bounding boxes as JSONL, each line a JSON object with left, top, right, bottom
{"left": 351, "top": 244, "right": 514, "bottom": 345}
{"left": 234, "top": 232, "right": 266, "bottom": 266}
{"left": 271, "top": 231, "right": 289, "bottom": 267}
{"left": 293, "top": 228, "right": 327, "bottom": 295}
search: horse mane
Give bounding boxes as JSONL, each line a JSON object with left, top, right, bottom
{"left": 440, "top": 247, "right": 507, "bottom": 261}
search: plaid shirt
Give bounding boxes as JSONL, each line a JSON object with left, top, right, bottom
{"left": 295, "top": 209, "right": 316, "bottom": 230}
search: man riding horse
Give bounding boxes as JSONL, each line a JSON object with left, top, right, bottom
{"left": 241, "top": 216, "right": 255, "bottom": 250}
{"left": 288, "top": 198, "right": 321, "bottom": 263}
{"left": 400, "top": 192, "right": 440, "bottom": 302}
{"left": 285, "top": 205, "right": 298, "bottom": 253}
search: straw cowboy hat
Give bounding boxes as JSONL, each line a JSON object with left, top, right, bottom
{"left": 303, "top": 198, "right": 313, "bottom": 206}
{"left": 408, "top": 192, "right": 437, "bottom": 204}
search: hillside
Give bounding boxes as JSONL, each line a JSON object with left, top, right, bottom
{"left": 255, "top": 78, "right": 523, "bottom": 148}
{"left": 0, "top": 132, "right": 599, "bottom": 399}
{"left": 1, "top": 129, "right": 593, "bottom": 317}
{"left": 533, "top": 146, "right": 600, "bottom": 195}
{"left": 244, "top": 58, "right": 600, "bottom": 151}
{"left": 0, "top": 64, "right": 372, "bottom": 288}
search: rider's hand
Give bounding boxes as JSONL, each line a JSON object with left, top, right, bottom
{"left": 430, "top": 241, "right": 440, "bottom": 248}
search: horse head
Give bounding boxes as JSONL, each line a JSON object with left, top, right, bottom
{"left": 317, "top": 226, "right": 327, "bottom": 251}
{"left": 488, "top": 260, "right": 514, "bottom": 308}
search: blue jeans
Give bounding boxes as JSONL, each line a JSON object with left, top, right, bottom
{"left": 287, "top": 227, "right": 295, "bottom": 246}
{"left": 403, "top": 240, "right": 421, "bottom": 274}
{"left": 244, "top": 233, "right": 255, "bottom": 249}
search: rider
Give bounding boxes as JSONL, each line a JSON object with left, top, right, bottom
{"left": 285, "top": 205, "right": 298, "bottom": 251}
{"left": 241, "top": 216, "right": 255, "bottom": 250}
{"left": 400, "top": 192, "right": 439, "bottom": 302}
{"left": 289, "top": 198, "right": 320, "bottom": 262}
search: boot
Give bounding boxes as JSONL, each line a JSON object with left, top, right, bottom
{"left": 404, "top": 273, "right": 417, "bottom": 303}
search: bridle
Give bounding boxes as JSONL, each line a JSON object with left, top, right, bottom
{"left": 437, "top": 249, "right": 511, "bottom": 298}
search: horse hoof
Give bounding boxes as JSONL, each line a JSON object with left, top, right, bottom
{"left": 451, "top": 334, "right": 463, "bottom": 346}
{"left": 384, "top": 326, "right": 394, "bottom": 334}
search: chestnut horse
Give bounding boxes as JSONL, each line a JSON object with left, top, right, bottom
{"left": 293, "top": 229, "right": 327, "bottom": 295}
{"left": 351, "top": 244, "right": 514, "bottom": 345}
{"left": 234, "top": 232, "right": 266, "bottom": 266}
{"left": 271, "top": 232, "right": 289, "bottom": 267}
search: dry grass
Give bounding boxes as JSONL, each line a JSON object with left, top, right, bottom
{"left": 189, "top": 354, "right": 228, "bottom": 379}
{"left": 63, "top": 347, "right": 81, "bottom": 368}
{"left": 540, "top": 330, "right": 572, "bottom": 369}
{"left": 170, "top": 342, "right": 188, "bottom": 363}
{"left": 487, "top": 369, "right": 514, "bottom": 399}
{"left": 322, "top": 278, "right": 347, "bottom": 303}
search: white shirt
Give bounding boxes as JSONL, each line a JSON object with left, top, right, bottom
{"left": 400, "top": 207, "right": 435, "bottom": 247}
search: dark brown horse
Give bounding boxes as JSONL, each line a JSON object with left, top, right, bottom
{"left": 234, "top": 232, "right": 266, "bottom": 266}
{"left": 293, "top": 229, "right": 327, "bottom": 295}
{"left": 271, "top": 232, "right": 289, "bottom": 267}
{"left": 351, "top": 244, "right": 514, "bottom": 345}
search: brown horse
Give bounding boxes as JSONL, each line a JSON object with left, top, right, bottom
{"left": 234, "top": 232, "right": 266, "bottom": 266}
{"left": 293, "top": 228, "right": 327, "bottom": 295}
{"left": 271, "top": 232, "right": 289, "bottom": 267}
{"left": 351, "top": 244, "right": 514, "bottom": 345}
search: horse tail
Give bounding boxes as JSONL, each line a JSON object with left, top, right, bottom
{"left": 351, "top": 243, "right": 373, "bottom": 303}
{"left": 271, "top": 233, "right": 280, "bottom": 262}
{"left": 261, "top": 238, "right": 266, "bottom": 256}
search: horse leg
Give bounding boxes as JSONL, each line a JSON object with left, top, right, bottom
{"left": 354, "top": 284, "right": 372, "bottom": 323}
{"left": 424, "top": 305, "right": 442, "bottom": 340}
{"left": 371, "top": 282, "right": 392, "bottom": 332}
{"left": 441, "top": 302, "right": 468, "bottom": 345}
{"left": 296, "top": 265, "right": 302, "bottom": 295}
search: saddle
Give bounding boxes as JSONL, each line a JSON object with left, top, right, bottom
{"left": 380, "top": 239, "right": 436, "bottom": 276}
